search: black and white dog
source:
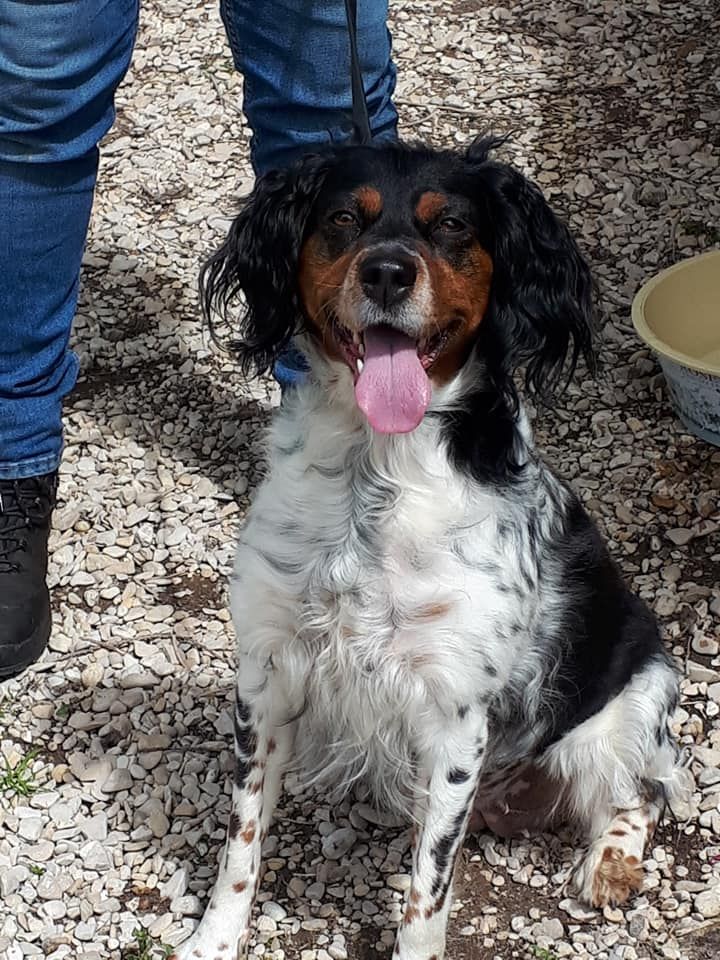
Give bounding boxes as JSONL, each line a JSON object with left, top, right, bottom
{"left": 171, "top": 138, "right": 689, "bottom": 960}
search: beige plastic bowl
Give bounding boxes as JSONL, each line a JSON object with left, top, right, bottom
{"left": 632, "top": 248, "right": 720, "bottom": 446}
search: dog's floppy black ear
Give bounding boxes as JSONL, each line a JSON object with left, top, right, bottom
{"left": 200, "top": 153, "right": 332, "bottom": 376}
{"left": 467, "top": 139, "right": 597, "bottom": 401}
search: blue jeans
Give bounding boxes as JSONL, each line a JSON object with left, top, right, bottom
{"left": 0, "top": 0, "right": 397, "bottom": 479}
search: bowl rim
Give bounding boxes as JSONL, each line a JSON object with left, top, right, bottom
{"left": 631, "top": 248, "right": 720, "bottom": 377}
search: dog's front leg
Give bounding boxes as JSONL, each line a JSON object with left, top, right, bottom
{"left": 394, "top": 711, "right": 488, "bottom": 960}
{"left": 170, "top": 656, "right": 294, "bottom": 960}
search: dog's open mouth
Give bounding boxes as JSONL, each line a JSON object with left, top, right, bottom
{"left": 331, "top": 320, "right": 459, "bottom": 435}
{"left": 332, "top": 319, "right": 458, "bottom": 376}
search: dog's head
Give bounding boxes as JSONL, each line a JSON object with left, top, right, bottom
{"left": 202, "top": 137, "right": 596, "bottom": 434}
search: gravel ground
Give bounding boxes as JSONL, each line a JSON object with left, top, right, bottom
{"left": 1, "top": 1, "right": 719, "bottom": 958}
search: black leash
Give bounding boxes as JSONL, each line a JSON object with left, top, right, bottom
{"left": 344, "top": 0, "right": 372, "bottom": 144}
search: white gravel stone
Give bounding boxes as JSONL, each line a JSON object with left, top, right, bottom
{"left": 694, "top": 887, "right": 720, "bottom": 919}
{"left": 148, "top": 808, "right": 171, "bottom": 838}
{"left": 171, "top": 895, "right": 203, "bottom": 917}
{"left": 17, "top": 818, "right": 43, "bottom": 842}
{"left": 160, "top": 868, "right": 188, "bottom": 901}
{"left": 74, "top": 920, "right": 97, "bottom": 942}
{"left": 101, "top": 768, "right": 133, "bottom": 792}
{"left": 559, "top": 898, "right": 597, "bottom": 921}
{"left": 80, "top": 813, "right": 108, "bottom": 841}
{"left": 262, "top": 902, "right": 288, "bottom": 922}
{"left": 80, "top": 841, "right": 111, "bottom": 871}
{"left": 1, "top": 867, "right": 28, "bottom": 898}
{"left": 43, "top": 901, "right": 67, "bottom": 921}
{"left": 387, "top": 874, "right": 411, "bottom": 892}
{"left": 321, "top": 827, "right": 357, "bottom": 860}
{"left": 666, "top": 528, "right": 694, "bottom": 546}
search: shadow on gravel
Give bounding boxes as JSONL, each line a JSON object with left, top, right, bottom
{"left": 68, "top": 255, "right": 273, "bottom": 499}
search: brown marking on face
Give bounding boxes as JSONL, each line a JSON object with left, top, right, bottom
{"left": 233, "top": 881, "right": 247, "bottom": 892}
{"left": 267, "top": 737, "right": 276, "bottom": 754}
{"left": 424, "top": 905, "right": 434, "bottom": 919}
{"left": 632, "top": 822, "right": 642, "bottom": 831}
{"left": 419, "top": 243, "right": 494, "bottom": 385}
{"left": 416, "top": 191, "right": 447, "bottom": 224}
{"left": 404, "top": 906, "right": 419, "bottom": 923}
{"left": 414, "top": 601, "right": 452, "bottom": 621}
{"left": 241, "top": 821, "right": 257, "bottom": 843}
{"left": 249, "top": 778, "right": 264, "bottom": 794}
{"left": 429, "top": 955, "right": 439, "bottom": 960}
{"left": 646, "top": 820, "right": 657, "bottom": 839}
{"left": 298, "top": 236, "right": 357, "bottom": 359}
{"left": 409, "top": 888, "right": 420, "bottom": 905}
{"left": 356, "top": 186, "right": 383, "bottom": 220}
{"left": 609, "top": 829, "right": 627, "bottom": 836}
{"left": 228, "top": 811, "right": 242, "bottom": 839}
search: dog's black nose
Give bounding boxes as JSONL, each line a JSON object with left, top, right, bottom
{"left": 360, "top": 249, "right": 417, "bottom": 309}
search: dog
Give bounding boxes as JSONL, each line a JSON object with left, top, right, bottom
{"left": 170, "top": 137, "right": 690, "bottom": 960}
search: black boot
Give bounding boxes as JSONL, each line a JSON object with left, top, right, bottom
{"left": 0, "top": 473, "right": 57, "bottom": 679}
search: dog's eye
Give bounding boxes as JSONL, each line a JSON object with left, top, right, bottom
{"left": 437, "top": 217, "right": 467, "bottom": 234}
{"left": 330, "top": 210, "right": 358, "bottom": 227}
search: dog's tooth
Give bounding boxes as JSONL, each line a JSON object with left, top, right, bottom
{"left": 357, "top": 358, "right": 364, "bottom": 373}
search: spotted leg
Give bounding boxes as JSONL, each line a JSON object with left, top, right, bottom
{"left": 170, "top": 658, "right": 293, "bottom": 960}
{"left": 394, "top": 710, "right": 488, "bottom": 960}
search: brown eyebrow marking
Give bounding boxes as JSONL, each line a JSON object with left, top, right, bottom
{"left": 355, "top": 186, "right": 383, "bottom": 219}
{"left": 416, "top": 190, "right": 448, "bottom": 223}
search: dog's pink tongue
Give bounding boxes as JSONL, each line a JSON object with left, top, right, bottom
{"left": 355, "top": 327, "right": 431, "bottom": 434}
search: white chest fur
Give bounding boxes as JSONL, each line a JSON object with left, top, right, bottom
{"left": 230, "top": 384, "right": 557, "bottom": 811}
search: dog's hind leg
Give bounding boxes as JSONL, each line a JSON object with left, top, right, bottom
{"left": 393, "top": 708, "right": 488, "bottom": 960}
{"left": 541, "top": 656, "right": 692, "bottom": 909}
{"left": 170, "top": 657, "right": 294, "bottom": 960}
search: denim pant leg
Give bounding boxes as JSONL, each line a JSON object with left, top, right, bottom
{"left": 222, "top": 0, "right": 398, "bottom": 175}
{"left": 0, "top": 0, "right": 139, "bottom": 479}
{"left": 221, "top": 0, "right": 399, "bottom": 389}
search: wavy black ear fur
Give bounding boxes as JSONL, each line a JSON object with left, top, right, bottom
{"left": 465, "top": 136, "right": 597, "bottom": 406}
{"left": 200, "top": 153, "right": 332, "bottom": 376}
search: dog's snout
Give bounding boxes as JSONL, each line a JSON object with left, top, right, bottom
{"left": 360, "top": 249, "right": 417, "bottom": 310}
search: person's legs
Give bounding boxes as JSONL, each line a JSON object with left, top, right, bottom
{"left": 0, "top": 0, "right": 139, "bottom": 479}
{"left": 222, "top": 0, "right": 397, "bottom": 175}
{"left": 221, "top": 0, "right": 398, "bottom": 389}
{"left": 0, "top": 0, "right": 139, "bottom": 676}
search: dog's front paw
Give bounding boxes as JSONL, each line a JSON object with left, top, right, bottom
{"left": 571, "top": 843, "right": 643, "bottom": 908}
{"left": 168, "top": 928, "right": 249, "bottom": 960}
